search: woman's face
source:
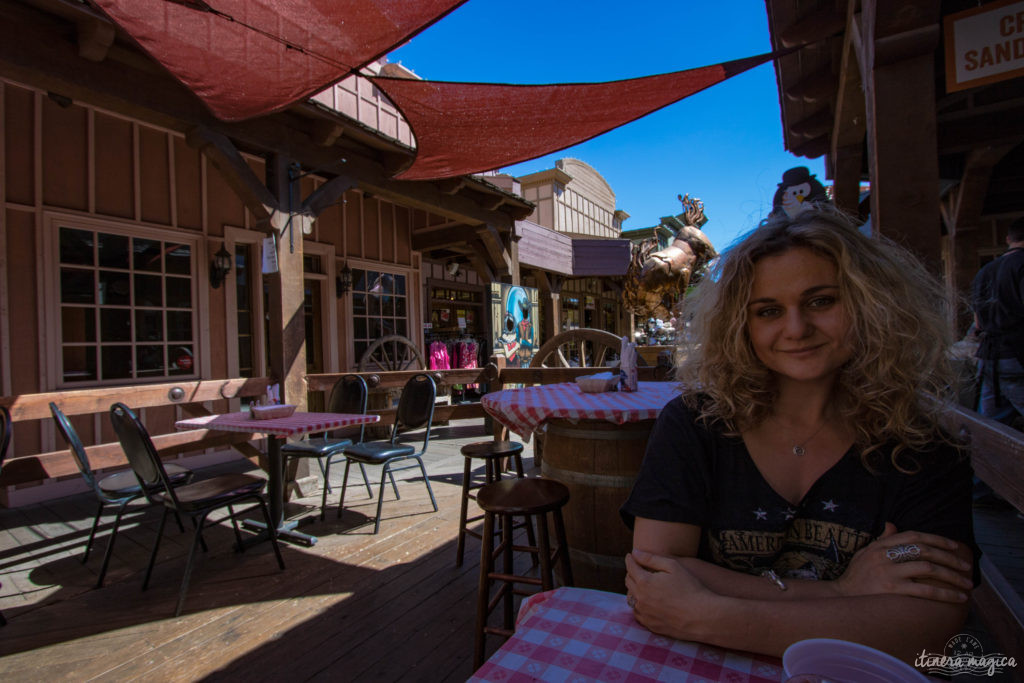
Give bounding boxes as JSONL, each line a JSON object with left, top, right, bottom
{"left": 746, "top": 246, "right": 853, "bottom": 386}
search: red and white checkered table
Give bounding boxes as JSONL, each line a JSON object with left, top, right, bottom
{"left": 470, "top": 587, "right": 784, "bottom": 683}
{"left": 175, "top": 411, "right": 379, "bottom": 546}
{"left": 481, "top": 381, "right": 681, "bottom": 441}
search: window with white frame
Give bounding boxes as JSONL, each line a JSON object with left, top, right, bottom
{"left": 57, "top": 223, "right": 198, "bottom": 384}
{"left": 351, "top": 268, "right": 408, "bottom": 363}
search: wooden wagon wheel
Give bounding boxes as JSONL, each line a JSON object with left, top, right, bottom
{"left": 357, "top": 334, "right": 426, "bottom": 373}
{"left": 529, "top": 328, "right": 649, "bottom": 369}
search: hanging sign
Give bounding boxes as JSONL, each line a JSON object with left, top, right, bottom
{"left": 944, "top": 0, "right": 1024, "bottom": 92}
{"left": 262, "top": 235, "right": 279, "bottom": 274}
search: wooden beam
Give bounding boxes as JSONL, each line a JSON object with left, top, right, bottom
{"left": 829, "top": 3, "right": 867, "bottom": 212}
{"left": 467, "top": 246, "right": 496, "bottom": 283}
{"left": 411, "top": 225, "right": 477, "bottom": 251}
{"left": 436, "top": 178, "right": 466, "bottom": 195}
{"left": 300, "top": 173, "right": 357, "bottom": 218}
{"left": 790, "top": 135, "right": 830, "bottom": 159}
{"left": 310, "top": 119, "right": 344, "bottom": 146}
{"left": 785, "top": 69, "right": 835, "bottom": 103}
{"left": 779, "top": 9, "right": 846, "bottom": 47}
{"left": 861, "top": 0, "right": 942, "bottom": 271}
{"left": 186, "top": 126, "right": 276, "bottom": 225}
{"left": 938, "top": 105, "right": 1024, "bottom": 154}
{"left": 76, "top": 17, "right": 115, "bottom": 62}
{"left": 475, "top": 223, "right": 511, "bottom": 274}
{"left": 790, "top": 108, "right": 833, "bottom": 139}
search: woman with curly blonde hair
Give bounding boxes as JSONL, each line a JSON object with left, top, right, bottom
{"left": 621, "top": 205, "right": 978, "bottom": 662}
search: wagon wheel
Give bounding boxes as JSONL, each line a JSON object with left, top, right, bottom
{"left": 529, "top": 328, "right": 649, "bottom": 369}
{"left": 357, "top": 335, "right": 426, "bottom": 372}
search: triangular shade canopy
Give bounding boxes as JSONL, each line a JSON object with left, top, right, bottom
{"left": 92, "top": 0, "right": 467, "bottom": 121}
{"left": 372, "top": 53, "right": 774, "bottom": 181}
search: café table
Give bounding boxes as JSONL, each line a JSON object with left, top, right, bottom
{"left": 174, "top": 410, "right": 379, "bottom": 546}
{"left": 470, "top": 586, "right": 784, "bottom": 682}
{"left": 481, "top": 381, "right": 680, "bottom": 591}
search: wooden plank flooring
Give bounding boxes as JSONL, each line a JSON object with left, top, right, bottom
{"left": 2, "top": 419, "right": 1023, "bottom": 682}
{"left": 0, "top": 420, "right": 545, "bottom": 682}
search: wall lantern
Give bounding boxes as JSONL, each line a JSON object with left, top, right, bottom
{"left": 209, "top": 245, "right": 232, "bottom": 289}
{"left": 445, "top": 259, "right": 460, "bottom": 277}
{"left": 336, "top": 262, "right": 353, "bottom": 296}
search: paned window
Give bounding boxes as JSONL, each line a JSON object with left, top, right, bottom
{"left": 58, "top": 225, "right": 196, "bottom": 384}
{"left": 351, "top": 268, "right": 408, "bottom": 363}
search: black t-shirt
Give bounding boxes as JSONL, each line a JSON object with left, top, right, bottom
{"left": 621, "top": 397, "right": 979, "bottom": 581}
{"left": 971, "top": 247, "right": 1024, "bottom": 361}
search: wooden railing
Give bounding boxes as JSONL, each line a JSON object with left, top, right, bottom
{"left": 938, "top": 404, "right": 1024, "bottom": 667}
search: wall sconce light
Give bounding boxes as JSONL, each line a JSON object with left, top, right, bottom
{"left": 336, "top": 262, "right": 353, "bottom": 296}
{"left": 445, "top": 259, "right": 460, "bottom": 277}
{"left": 209, "top": 245, "right": 232, "bottom": 289}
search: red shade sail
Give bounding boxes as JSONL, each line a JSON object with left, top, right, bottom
{"left": 372, "top": 53, "right": 774, "bottom": 181}
{"left": 92, "top": 0, "right": 467, "bottom": 121}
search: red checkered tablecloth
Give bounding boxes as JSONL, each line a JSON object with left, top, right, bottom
{"left": 470, "top": 587, "right": 783, "bottom": 683}
{"left": 481, "top": 382, "right": 680, "bottom": 441}
{"left": 174, "top": 412, "right": 379, "bottom": 439}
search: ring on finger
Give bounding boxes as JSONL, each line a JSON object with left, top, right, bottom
{"left": 885, "top": 543, "right": 922, "bottom": 563}
{"left": 627, "top": 594, "right": 637, "bottom": 609}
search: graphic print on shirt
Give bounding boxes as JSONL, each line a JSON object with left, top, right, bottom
{"left": 709, "top": 509, "right": 874, "bottom": 580}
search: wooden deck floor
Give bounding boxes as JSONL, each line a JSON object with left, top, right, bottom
{"left": 2, "top": 420, "right": 1022, "bottom": 682}
{"left": 0, "top": 420, "right": 543, "bottom": 682}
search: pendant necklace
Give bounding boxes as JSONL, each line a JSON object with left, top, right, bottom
{"left": 790, "top": 417, "right": 828, "bottom": 456}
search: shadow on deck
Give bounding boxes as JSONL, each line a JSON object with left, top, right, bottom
{"left": 0, "top": 420, "right": 535, "bottom": 681}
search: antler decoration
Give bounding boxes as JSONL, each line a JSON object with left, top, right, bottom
{"left": 677, "top": 193, "right": 707, "bottom": 228}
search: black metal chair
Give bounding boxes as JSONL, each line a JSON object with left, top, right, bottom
{"left": 280, "top": 374, "right": 396, "bottom": 519}
{"left": 338, "top": 373, "right": 439, "bottom": 534}
{"left": 109, "top": 403, "right": 285, "bottom": 617}
{"left": 0, "top": 405, "right": 9, "bottom": 626}
{"left": 50, "top": 402, "right": 194, "bottom": 588}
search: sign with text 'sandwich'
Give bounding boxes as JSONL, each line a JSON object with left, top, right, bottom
{"left": 944, "top": 0, "right": 1024, "bottom": 92}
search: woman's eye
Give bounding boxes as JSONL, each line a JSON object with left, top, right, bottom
{"left": 807, "top": 296, "right": 836, "bottom": 309}
{"left": 754, "top": 307, "right": 781, "bottom": 318}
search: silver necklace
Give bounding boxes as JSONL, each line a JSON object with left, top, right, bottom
{"left": 782, "top": 416, "right": 829, "bottom": 456}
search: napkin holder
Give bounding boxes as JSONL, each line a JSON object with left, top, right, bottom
{"left": 619, "top": 336, "right": 639, "bottom": 392}
{"left": 576, "top": 372, "right": 618, "bottom": 393}
{"left": 250, "top": 404, "right": 296, "bottom": 419}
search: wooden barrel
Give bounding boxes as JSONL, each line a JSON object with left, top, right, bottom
{"left": 540, "top": 418, "right": 654, "bottom": 593}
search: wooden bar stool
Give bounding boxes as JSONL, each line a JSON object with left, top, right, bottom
{"left": 474, "top": 477, "right": 573, "bottom": 669}
{"left": 456, "top": 440, "right": 530, "bottom": 567}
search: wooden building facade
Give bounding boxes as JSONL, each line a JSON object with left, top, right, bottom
{"left": 765, "top": 0, "right": 1024, "bottom": 325}
{"left": 0, "top": 0, "right": 532, "bottom": 506}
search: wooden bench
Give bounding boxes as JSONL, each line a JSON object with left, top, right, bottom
{"left": 940, "top": 404, "right": 1024, "bottom": 673}
{"left": 0, "top": 378, "right": 272, "bottom": 500}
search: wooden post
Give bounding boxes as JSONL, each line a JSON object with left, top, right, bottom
{"left": 861, "top": 1, "right": 943, "bottom": 274}
{"left": 537, "top": 271, "right": 562, "bottom": 347}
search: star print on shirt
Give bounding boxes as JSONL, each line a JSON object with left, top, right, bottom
{"left": 822, "top": 499, "right": 838, "bottom": 512}
{"left": 782, "top": 507, "right": 797, "bottom": 520}
{"left": 753, "top": 508, "right": 768, "bottom": 520}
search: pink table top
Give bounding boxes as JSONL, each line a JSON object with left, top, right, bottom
{"left": 174, "top": 411, "right": 379, "bottom": 439}
{"left": 481, "top": 381, "right": 680, "bottom": 441}
{"left": 470, "top": 587, "right": 783, "bottom": 683}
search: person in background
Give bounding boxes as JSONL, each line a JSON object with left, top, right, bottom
{"left": 621, "top": 205, "right": 978, "bottom": 662}
{"left": 971, "top": 217, "right": 1024, "bottom": 429}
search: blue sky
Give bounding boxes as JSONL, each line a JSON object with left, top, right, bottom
{"left": 388, "top": 0, "right": 827, "bottom": 251}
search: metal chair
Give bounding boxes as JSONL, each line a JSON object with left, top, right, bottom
{"left": 338, "top": 373, "right": 439, "bottom": 534}
{"left": 109, "top": 403, "right": 285, "bottom": 617}
{"left": 280, "top": 374, "right": 396, "bottom": 519}
{"left": 50, "top": 402, "right": 193, "bottom": 588}
{"left": 0, "top": 405, "right": 9, "bottom": 626}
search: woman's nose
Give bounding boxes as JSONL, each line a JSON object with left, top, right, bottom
{"left": 782, "top": 309, "right": 812, "bottom": 337}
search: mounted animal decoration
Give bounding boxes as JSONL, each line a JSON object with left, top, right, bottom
{"left": 624, "top": 194, "right": 717, "bottom": 321}
{"left": 772, "top": 166, "right": 829, "bottom": 218}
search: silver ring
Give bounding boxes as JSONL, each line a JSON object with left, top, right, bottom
{"left": 885, "top": 543, "right": 922, "bottom": 563}
{"left": 627, "top": 594, "right": 637, "bottom": 609}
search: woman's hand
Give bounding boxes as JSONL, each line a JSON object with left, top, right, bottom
{"left": 625, "top": 549, "right": 725, "bottom": 641}
{"left": 833, "top": 523, "right": 972, "bottom": 603}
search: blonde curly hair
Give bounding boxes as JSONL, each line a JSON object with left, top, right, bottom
{"left": 676, "top": 204, "right": 957, "bottom": 460}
